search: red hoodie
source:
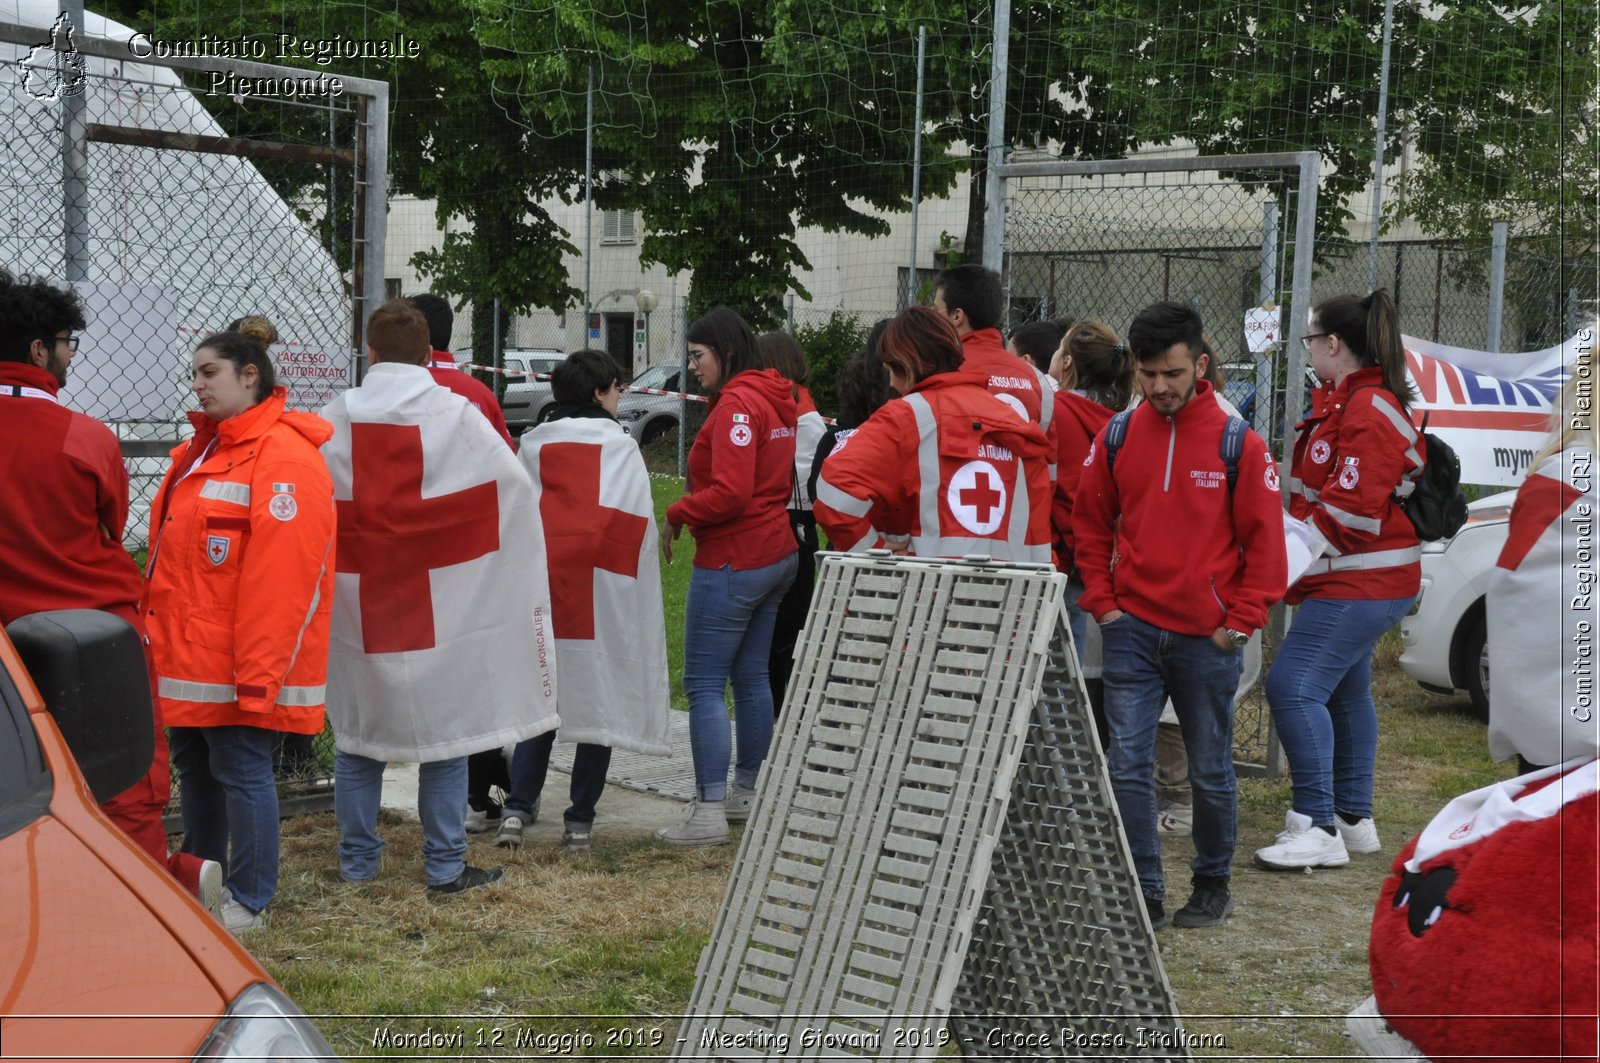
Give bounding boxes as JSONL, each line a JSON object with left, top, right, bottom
{"left": 1072, "top": 380, "right": 1287, "bottom": 637}
{"left": 667, "top": 368, "right": 798, "bottom": 570}
{"left": 1051, "top": 389, "right": 1116, "bottom": 575}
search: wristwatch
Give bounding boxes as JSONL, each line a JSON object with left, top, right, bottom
{"left": 1225, "top": 628, "right": 1250, "bottom": 648}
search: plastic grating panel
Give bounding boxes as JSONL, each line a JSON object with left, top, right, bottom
{"left": 675, "top": 554, "right": 1184, "bottom": 1060}
{"left": 949, "top": 605, "right": 1188, "bottom": 1058}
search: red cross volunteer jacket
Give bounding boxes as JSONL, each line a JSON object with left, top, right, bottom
{"left": 1286, "top": 366, "right": 1422, "bottom": 603}
{"left": 667, "top": 368, "right": 798, "bottom": 570}
{"left": 1073, "top": 380, "right": 1287, "bottom": 636}
{"left": 960, "top": 327, "right": 1059, "bottom": 480}
{"left": 814, "top": 372, "right": 1052, "bottom": 562}
{"left": 142, "top": 387, "right": 336, "bottom": 733}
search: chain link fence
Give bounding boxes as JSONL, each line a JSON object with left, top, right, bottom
{"left": 1001, "top": 153, "right": 1321, "bottom": 774}
{"left": 3, "top": 18, "right": 386, "bottom": 557}
{"left": 4, "top": 15, "right": 389, "bottom": 807}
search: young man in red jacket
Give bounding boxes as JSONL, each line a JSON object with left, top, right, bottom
{"left": 1072, "top": 301, "right": 1287, "bottom": 931}
{"left": 0, "top": 269, "right": 221, "bottom": 912}
{"left": 933, "top": 264, "right": 1058, "bottom": 480}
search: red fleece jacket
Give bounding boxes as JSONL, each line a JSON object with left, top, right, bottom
{"left": 1072, "top": 380, "right": 1288, "bottom": 636}
{"left": 961, "top": 328, "right": 1059, "bottom": 473}
{"left": 667, "top": 369, "right": 798, "bottom": 570}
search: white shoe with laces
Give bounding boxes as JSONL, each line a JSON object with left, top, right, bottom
{"left": 1254, "top": 809, "right": 1350, "bottom": 870}
{"left": 1336, "top": 815, "right": 1382, "bottom": 854}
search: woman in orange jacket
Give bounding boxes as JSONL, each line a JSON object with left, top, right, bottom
{"left": 143, "top": 330, "right": 336, "bottom": 933}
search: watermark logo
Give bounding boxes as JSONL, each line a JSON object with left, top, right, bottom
{"left": 22, "top": 13, "right": 87, "bottom": 101}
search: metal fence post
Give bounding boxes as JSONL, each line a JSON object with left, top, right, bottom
{"left": 1487, "top": 221, "right": 1508, "bottom": 352}
{"left": 62, "top": 0, "right": 88, "bottom": 283}
{"left": 981, "top": 0, "right": 1010, "bottom": 273}
{"left": 678, "top": 295, "right": 690, "bottom": 479}
{"left": 905, "top": 24, "right": 927, "bottom": 311}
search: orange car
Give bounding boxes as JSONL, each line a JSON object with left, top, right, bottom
{"left": 0, "top": 610, "right": 338, "bottom": 1062}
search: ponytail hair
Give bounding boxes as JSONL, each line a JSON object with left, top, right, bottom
{"left": 1315, "top": 289, "right": 1415, "bottom": 406}
{"left": 1053, "top": 319, "right": 1135, "bottom": 412}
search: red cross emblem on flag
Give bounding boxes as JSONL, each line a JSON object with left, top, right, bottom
{"left": 538, "top": 441, "right": 649, "bottom": 640}
{"left": 946, "top": 459, "right": 1007, "bottom": 535}
{"left": 335, "top": 422, "right": 501, "bottom": 653}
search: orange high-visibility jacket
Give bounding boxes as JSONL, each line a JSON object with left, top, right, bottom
{"left": 142, "top": 388, "right": 335, "bottom": 734}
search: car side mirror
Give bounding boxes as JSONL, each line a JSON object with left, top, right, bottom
{"left": 6, "top": 610, "right": 154, "bottom": 803}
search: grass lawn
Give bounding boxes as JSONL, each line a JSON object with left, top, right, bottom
{"left": 248, "top": 543, "right": 1512, "bottom": 1063}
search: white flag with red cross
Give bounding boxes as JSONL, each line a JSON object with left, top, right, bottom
{"left": 519, "top": 414, "right": 671, "bottom": 755}
{"left": 1486, "top": 444, "right": 1598, "bottom": 767}
{"left": 319, "top": 363, "right": 559, "bottom": 762}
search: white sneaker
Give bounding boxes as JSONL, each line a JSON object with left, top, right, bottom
{"left": 1337, "top": 815, "right": 1382, "bottom": 854}
{"left": 1157, "top": 802, "right": 1192, "bottom": 837}
{"left": 654, "top": 800, "right": 730, "bottom": 847}
{"left": 197, "top": 859, "right": 224, "bottom": 917}
{"left": 464, "top": 802, "right": 502, "bottom": 834}
{"left": 218, "top": 889, "right": 266, "bottom": 933}
{"left": 725, "top": 784, "right": 756, "bottom": 823}
{"left": 1254, "top": 809, "right": 1350, "bottom": 870}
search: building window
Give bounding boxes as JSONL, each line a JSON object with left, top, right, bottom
{"left": 602, "top": 209, "right": 637, "bottom": 245}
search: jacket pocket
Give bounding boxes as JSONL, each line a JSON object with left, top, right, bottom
{"left": 184, "top": 614, "right": 236, "bottom": 654}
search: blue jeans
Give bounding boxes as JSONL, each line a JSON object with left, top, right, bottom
{"left": 684, "top": 554, "right": 798, "bottom": 801}
{"left": 335, "top": 751, "right": 468, "bottom": 887}
{"left": 506, "top": 730, "right": 613, "bottom": 827}
{"left": 1100, "top": 613, "right": 1243, "bottom": 899}
{"left": 169, "top": 724, "right": 280, "bottom": 913}
{"left": 1266, "top": 596, "right": 1415, "bottom": 826}
{"left": 1064, "top": 578, "right": 1090, "bottom": 665}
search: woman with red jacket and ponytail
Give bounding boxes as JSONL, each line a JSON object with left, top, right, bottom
{"left": 1255, "top": 289, "right": 1422, "bottom": 872}
{"left": 655, "top": 308, "right": 798, "bottom": 848}
{"left": 1047, "top": 320, "right": 1135, "bottom": 653}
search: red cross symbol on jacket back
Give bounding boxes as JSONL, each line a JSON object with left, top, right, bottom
{"left": 960, "top": 472, "right": 1003, "bottom": 524}
{"left": 335, "top": 422, "right": 500, "bottom": 653}
{"left": 538, "top": 441, "right": 648, "bottom": 640}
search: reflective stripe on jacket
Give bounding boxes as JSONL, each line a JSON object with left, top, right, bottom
{"left": 1286, "top": 366, "right": 1422, "bottom": 603}
{"left": 142, "top": 388, "right": 336, "bottom": 733}
{"left": 814, "top": 372, "right": 1051, "bottom": 563}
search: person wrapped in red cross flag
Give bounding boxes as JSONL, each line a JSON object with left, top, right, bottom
{"left": 319, "top": 301, "right": 558, "bottom": 894}
{"left": 814, "top": 306, "right": 1051, "bottom": 563}
{"left": 495, "top": 350, "right": 671, "bottom": 853}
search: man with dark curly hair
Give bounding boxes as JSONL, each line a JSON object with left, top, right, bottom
{"left": 0, "top": 269, "right": 222, "bottom": 913}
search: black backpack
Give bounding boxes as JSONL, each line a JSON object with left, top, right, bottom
{"left": 1398, "top": 411, "right": 1469, "bottom": 541}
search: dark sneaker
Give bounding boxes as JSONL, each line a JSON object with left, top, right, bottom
{"left": 1143, "top": 893, "right": 1170, "bottom": 931}
{"left": 428, "top": 865, "right": 505, "bottom": 894}
{"left": 563, "top": 827, "right": 593, "bottom": 854}
{"left": 1173, "top": 876, "right": 1235, "bottom": 928}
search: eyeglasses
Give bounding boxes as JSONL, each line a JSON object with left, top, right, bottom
{"left": 687, "top": 348, "right": 711, "bottom": 364}
{"left": 1299, "top": 332, "right": 1329, "bottom": 350}
{"left": 49, "top": 335, "right": 80, "bottom": 352}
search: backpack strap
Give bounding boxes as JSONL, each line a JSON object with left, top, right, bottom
{"left": 1103, "top": 408, "right": 1134, "bottom": 477}
{"left": 1219, "top": 414, "right": 1246, "bottom": 492}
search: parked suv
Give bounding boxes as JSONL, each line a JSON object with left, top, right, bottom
{"left": 455, "top": 348, "right": 563, "bottom": 435}
{"left": 0, "top": 610, "right": 338, "bottom": 1060}
{"left": 618, "top": 363, "right": 695, "bottom": 444}
{"left": 1397, "top": 489, "right": 1517, "bottom": 718}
